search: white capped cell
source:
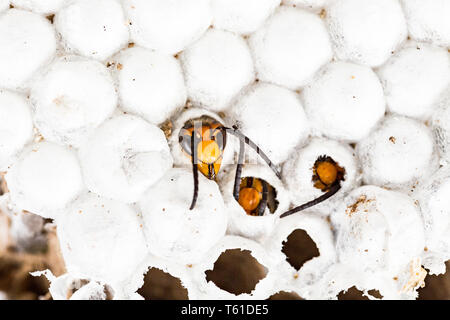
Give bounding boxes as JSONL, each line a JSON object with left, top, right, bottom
{"left": 11, "top": 0, "right": 68, "bottom": 14}
{"left": 331, "top": 186, "right": 425, "bottom": 292}
{"left": 0, "top": 9, "right": 56, "bottom": 90}
{"left": 211, "top": 0, "right": 280, "bottom": 35}
{"left": 79, "top": 114, "right": 173, "bottom": 203}
{"left": 327, "top": 186, "right": 426, "bottom": 299}
{"left": 401, "top": 0, "right": 450, "bottom": 48}
{"left": 57, "top": 192, "right": 148, "bottom": 285}
{"left": 326, "top": 0, "right": 407, "bottom": 67}
{"left": 377, "top": 43, "right": 450, "bottom": 120}
{"left": 138, "top": 168, "right": 227, "bottom": 265}
{"left": 282, "top": 137, "right": 360, "bottom": 216}
{"left": 55, "top": 0, "right": 129, "bottom": 61}
{"left": 231, "top": 82, "right": 309, "bottom": 165}
{"left": 357, "top": 115, "right": 437, "bottom": 190}
{"left": 113, "top": 46, "right": 186, "bottom": 125}
{"left": 302, "top": 61, "right": 386, "bottom": 142}
{"left": 181, "top": 29, "right": 254, "bottom": 112}
{"left": 0, "top": 0, "right": 8, "bottom": 13}
{"left": 124, "top": 0, "right": 212, "bottom": 55}
{"left": 0, "top": 90, "right": 33, "bottom": 171}
{"left": 249, "top": 6, "right": 332, "bottom": 90}
{"left": 31, "top": 57, "right": 117, "bottom": 147}
{"left": 5, "top": 142, "right": 84, "bottom": 218}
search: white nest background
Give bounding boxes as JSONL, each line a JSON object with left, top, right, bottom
{"left": 0, "top": 0, "right": 449, "bottom": 300}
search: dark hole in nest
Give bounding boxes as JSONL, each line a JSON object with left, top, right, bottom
{"left": 282, "top": 229, "right": 320, "bottom": 271}
{"left": 368, "top": 289, "right": 383, "bottom": 299}
{"left": 205, "top": 249, "right": 267, "bottom": 295}
{"left": 138, "top": 267, "right": 188, "bottom": 300}
{"left": 267, "top": 291, "right": 304, "bottom": 300}
{"left": 312, "top": 155, "right": 345, "bottom": 192}
{"left": 418, "top": 261, "right": 450, "bottom": 300}
{"left": 238, "top": 177, "right": 278, "bottom": 216}
{"left": 338, "top": 286, "right": 366, "bottom": 300}
{"left": 160, "top": 119, "right": 173, "bottom": 139}
{"left": 337, "top": 286, "right": 383, "bottom": 300}
{"left": 24, "top": 273, "right": 48, "bottom": 296}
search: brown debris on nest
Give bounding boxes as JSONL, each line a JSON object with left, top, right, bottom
{"left": 160, "top": 119, "right": 173, "bottom": 139}
{"left": 345, "top": 195, "right": 374, "bottom": 217}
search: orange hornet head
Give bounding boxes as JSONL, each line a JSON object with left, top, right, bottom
{"left": 238, "top": 177, "right": 264, "bottom": 216}
{"left": 312, "top": 156, "right": 345, "bottom": 192}
{"left": 237, "top": 177, "right": 278, "bottom": 216}
{"left": 179, "top": 116, "right": 227, "bottom": 180}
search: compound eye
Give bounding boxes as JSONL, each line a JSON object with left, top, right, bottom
{"left": 179, "top": 131, "right": 193, "bottom": 156}
{"left": 212, "top": 129, "right": 226, "bottom": 151}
